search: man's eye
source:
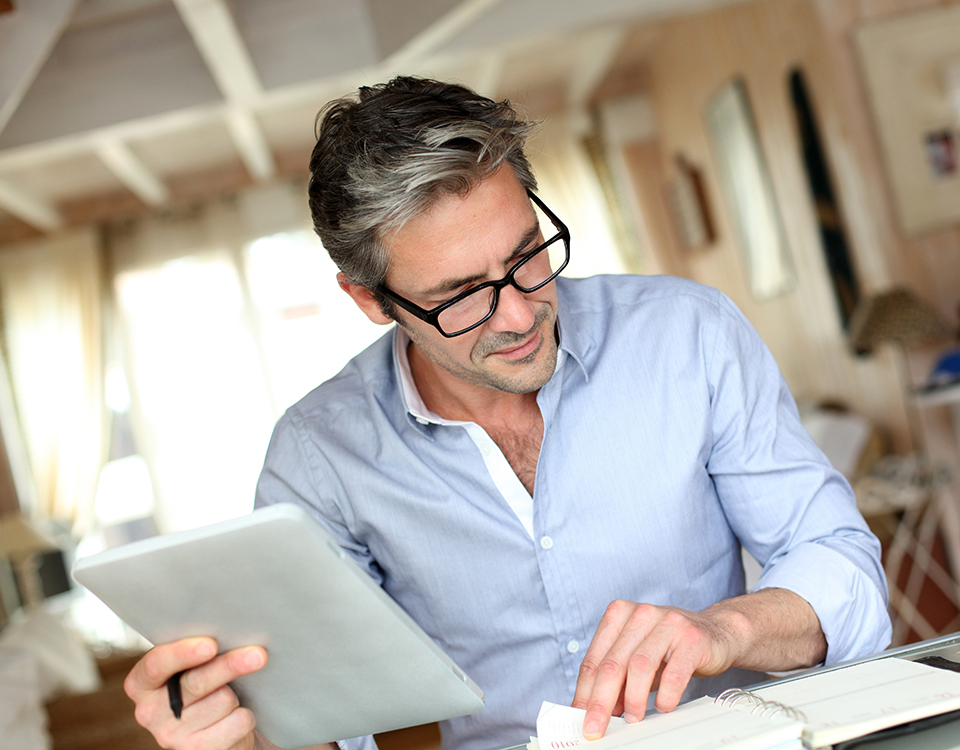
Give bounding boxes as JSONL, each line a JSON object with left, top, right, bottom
{"left": 518, "top": 238, "right": 544, "bottom": 260}
{"left": 434, "top": 287, "right": 474, "bottom": 308}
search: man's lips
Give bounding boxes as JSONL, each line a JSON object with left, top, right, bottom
{"left": 491, "top": 330, "right": 541, "bottom": 360}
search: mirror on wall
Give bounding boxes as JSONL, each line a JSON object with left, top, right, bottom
{"left": 705, "top": 77, "right": 796, "bottom": 301}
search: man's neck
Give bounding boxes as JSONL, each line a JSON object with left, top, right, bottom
{"left": 406, "top": 337, "right": 546, "bottom": 495}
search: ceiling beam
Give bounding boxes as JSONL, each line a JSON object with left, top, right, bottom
{"left": 0, "top": 102, "right": 227, "bottom": 171}
{"left": 172, "top": 0, "right": 275, "bottom": 179}
{"left": 95, "top": 139, "right": 169, "bottom": 206}
{"left": 0, "top": 0, "right": 79, "bottom": 138}
{"left": 0, "top": 176, "right": 62, "bottom": 231}
{"left": 172, "top": 0, "right": 261, "bottom": 103}
{"left": 224, "top": 108, "right": 275, "bottom": 181}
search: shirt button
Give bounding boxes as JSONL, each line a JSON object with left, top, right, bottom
{"left": 567, "top": 640, "right": 580, "bottom": 654}
{"left": 539, "top": 536, "right": 553, "bottom": 550}
{"left": 480, "top": 443, "right": 492, "bottom": 457}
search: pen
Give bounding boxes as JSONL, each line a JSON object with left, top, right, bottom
{"left": 167, "top": 671, "right": 184, "bottom": 719}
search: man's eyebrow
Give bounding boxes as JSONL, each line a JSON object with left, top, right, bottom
{"left": 421, "top": 222, "right": 541, "bottom": 298}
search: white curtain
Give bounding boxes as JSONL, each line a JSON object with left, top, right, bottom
{"left": 106, "top": 181, "right": 384, "bottom": 532}
{"left": 0, "top": 228, "right": 106, "bottom": 532}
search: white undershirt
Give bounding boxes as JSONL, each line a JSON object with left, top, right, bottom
{"left": 394, "top": 328, "right": 564, "bottom": 540}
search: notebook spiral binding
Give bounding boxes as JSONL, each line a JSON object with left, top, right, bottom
{"left": 715, "top": 688, "right": 808, "bottom": 723}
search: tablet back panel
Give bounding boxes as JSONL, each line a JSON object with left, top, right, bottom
{"left": 72, "top": 504, "right": 484, "bottom": 749}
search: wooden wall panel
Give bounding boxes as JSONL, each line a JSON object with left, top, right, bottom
{"left": 605, "top": 0, "right": 960, "bottom": 451}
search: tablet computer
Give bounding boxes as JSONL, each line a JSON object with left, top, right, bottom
{"left": 72, "top": 503, "right": 485, "bottom": 749}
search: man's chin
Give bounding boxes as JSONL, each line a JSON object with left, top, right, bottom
{"left": 478, "top": 336, "right": 558, "bottom": 394}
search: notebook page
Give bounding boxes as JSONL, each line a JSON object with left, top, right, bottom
{"left": 532, "top": 699, "right": 803, "bottom": 750}
{"left": 753, "top": 658, "right": 960, "bottom": 748}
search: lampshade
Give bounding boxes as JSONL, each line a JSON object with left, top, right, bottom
{"left": 848, "top": 288, "right": 951, "bottom": 356}
{"left": 0, "top": 514, "right": 59, "bottom": 559}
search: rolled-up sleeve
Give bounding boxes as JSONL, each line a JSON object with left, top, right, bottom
{"left": 705, "top": 293, "right": 891, "bottom": 663}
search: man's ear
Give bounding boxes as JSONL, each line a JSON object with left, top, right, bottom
{"left": 337, "top": 273, "right": 394, "bottom": 325}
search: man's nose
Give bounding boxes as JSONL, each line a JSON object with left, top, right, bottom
{"left": 487, "top": 282, "right": 536, "bottom": 332}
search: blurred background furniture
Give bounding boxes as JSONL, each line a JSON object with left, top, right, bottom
{"left": 855, "top": 456, "right": 960, "bottom": 646}
{"left": 847, "top": 287, "right": 960, "bottom": 646}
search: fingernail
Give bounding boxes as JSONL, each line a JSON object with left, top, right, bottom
{"left": 196, "top": 641, "right": 216, "bottom": 659}
{"left": 245, "top": 649, "right": 265, "bottom": 669}
{"left": 624, "top": 713, "right": 638, "bottom": 723}
{"left": 582, "top": 721, "right": 600, "bottom": 739}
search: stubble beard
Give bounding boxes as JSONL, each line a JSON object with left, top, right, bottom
{"left": 404, "top": 304, "right": 558, "bottom": 395}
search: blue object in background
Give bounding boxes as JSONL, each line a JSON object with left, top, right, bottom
{"left": 927, "top": 349, "right": 960, "bottom": 389}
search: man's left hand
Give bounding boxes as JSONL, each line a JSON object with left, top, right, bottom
{"left": 571, "top": 600, "right": 737, "bottom": 739}
{"left": 571, "top": 590, "right": 826, "bottom": 740}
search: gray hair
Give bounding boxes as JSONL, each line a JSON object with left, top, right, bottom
{"left": 307, "top": 76, "right": 538, "bottom": 312}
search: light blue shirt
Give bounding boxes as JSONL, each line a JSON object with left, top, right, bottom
{"left": 255, "top": 274, "right": 891, "bottom": 750}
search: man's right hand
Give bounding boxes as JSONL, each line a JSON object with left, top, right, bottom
{"left": 124, "top": 636, "right": 267, "bottom": 750}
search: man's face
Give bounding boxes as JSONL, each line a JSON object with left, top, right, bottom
{"left": 381, "top": 168, "right": 560, "bottom": 397}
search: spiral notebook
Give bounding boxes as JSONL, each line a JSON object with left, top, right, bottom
{"left": 531, "top": 657, "right": 960, "bottom": 750}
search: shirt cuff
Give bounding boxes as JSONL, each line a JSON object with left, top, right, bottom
{"left": 753, "top": 542, "right": 892, "bottom": 664}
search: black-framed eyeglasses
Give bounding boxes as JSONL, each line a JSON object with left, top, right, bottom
{"left": 378, "top": 190, "right": 570, "bottom": 338}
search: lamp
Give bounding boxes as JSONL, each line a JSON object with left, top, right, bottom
{"left": 849, "top": 287, "right": 952, "bottom": 456}
{"left": 849, "top": 287, "right": 951, "bottom": 358}
{"left": 0, "top": 514, "right": 59, "bottom": 610}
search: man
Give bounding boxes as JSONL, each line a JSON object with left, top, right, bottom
{"left": 124, "top": 76, "right": 891, "bottom": 750}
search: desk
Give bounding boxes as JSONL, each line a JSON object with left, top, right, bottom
{"left": 752, "top": 632, "right": 960, "bottom": 750}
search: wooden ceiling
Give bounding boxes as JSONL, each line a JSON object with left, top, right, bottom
{"left": 0, "top": 0, "right": 745, "bottom": 243}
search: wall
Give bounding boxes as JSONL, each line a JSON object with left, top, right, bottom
{"left": 600, "top": 0, "right": 960, "bottom": 453}
{"left": 817, "top": 0, "right": 960, "bottom": 305}
{"left": 0, "top": 434, "right": 18, "bottom": 515}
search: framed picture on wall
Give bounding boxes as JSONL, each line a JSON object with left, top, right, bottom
{"left": 705, "top": 77, "right": 796, "bottom": 301}
{"left": 666, "top": 154, "right": 716, "bottom": 250}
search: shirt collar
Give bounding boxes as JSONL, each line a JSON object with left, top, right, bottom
{"left": 554, "top": 279, "right": 590, "bottom": 381}
{"left": 393, "top": 327, "right": 448, "bottom": 427}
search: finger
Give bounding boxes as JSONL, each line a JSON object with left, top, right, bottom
{"left": 581, "top": 606, "right": 662, "bottom": 739}
{"left": 651, "top": 621, "right": 711, "bottom": 713}
{"left": 150, "top": 684, "right": 236, "bottom": 748}
{"left": 125, "top": 638, "right": 219, "bottom": 700}
{"left": 572, "top": 601, "right": 635, "bottom": 710}
{"left": 620, "top": 622, "right": 677, "bottom": 721}
{"left": 181, "top": 684, "right": 244, "bottom": 731}
{"left": 154, "top": 689, "right": 256, "bottom": 750}
{"left": 179, "top": 646, "right": 267, "bottom": 710}
{"left": 193, "top": 706, "right": 256, "bottom": 750}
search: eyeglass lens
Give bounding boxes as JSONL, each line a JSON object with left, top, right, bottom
{"left": 435, "top": 229, "right": 568, "bottom": 335}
